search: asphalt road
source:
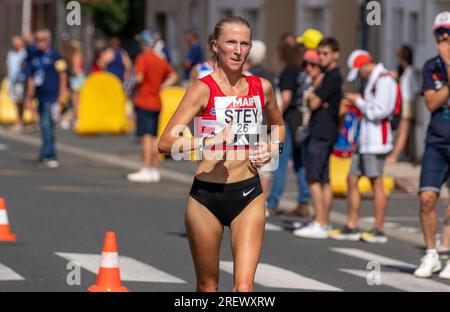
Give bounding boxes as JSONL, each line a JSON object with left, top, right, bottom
{"left": 0, "top": 127, "right": 449, "bottom": 292}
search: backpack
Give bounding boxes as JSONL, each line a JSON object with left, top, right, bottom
{"left": 371, "top": 72, "right": 402, "bottom": 130}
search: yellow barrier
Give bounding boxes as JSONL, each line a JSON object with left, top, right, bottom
{"left": 330, "top": 155, "right": 395, "bottom": 196}
{"left": 75, "top": 72, "right": 131, "bottom": 135}
{"left": 0, "top": 79, "right": 17, "bottom": 124}
{"left": 158, "top": 87, "right": 195, "bottom": 160}
{"left": 0, "top": 79, "right": 37, "bottom": 124}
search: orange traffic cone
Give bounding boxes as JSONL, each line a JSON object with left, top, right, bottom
{"left": 0, "top": 197, "right": 17, "bottom": 242}
{"left": 88, "top": 232, "right": 129, "bottom": 292}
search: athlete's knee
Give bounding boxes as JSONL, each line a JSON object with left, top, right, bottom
{"left": 196, "top": 280, "right": 218, "bottom": 292}
{"left": 233, "top": 282, "right": 253, "bottom": 292}
{"left": 420, "top": 192, "right": 437, "bottom": 214}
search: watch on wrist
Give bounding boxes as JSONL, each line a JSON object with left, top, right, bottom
{"left": 271, "top": 141, "right": 283, "bottom": 154}
{"left": 198, "top": 137, "right": 206, "bottom": 152}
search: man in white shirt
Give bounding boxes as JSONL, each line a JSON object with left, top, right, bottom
{"left": 329, "top": 50, "right": 398, "bottom": 243}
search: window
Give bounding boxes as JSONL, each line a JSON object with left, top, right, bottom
{"left": 190, "top": 1, "right": 199, "bottom": 28}
{"left": 408, "top": 12, "right": 419, "bottom": 47}
{"left": 219, "top": 9, "right": 233, "bottom": 20}
{"left": 32, "top": 3, "right": 54, "bottom": 31}
{"left": 393, "top": 8, "right": 404, "bottom": 46}
{"left": 305, "top": 7, "right": 324, "bottom": 33}
{"left": 243, "top": 9, "right": 260, "bottom": 39}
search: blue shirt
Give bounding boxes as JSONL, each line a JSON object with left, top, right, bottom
{"left": 27, "top": 48, "right": 65, "bottom": 103}
{"left": 184, "top": 42, "right": 204, "bottom": 79}
{"left": 421, "top": 55, "right": 450, "bottom": 147}
{"left": 107, "top": 49, "right": 125, "bottom": 82}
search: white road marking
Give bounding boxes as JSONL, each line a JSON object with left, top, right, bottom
{"left": 341, "top": 269, "right": 450, "bottom": 292}
{"left": 331, "top": 248, "right": 416, "bottom": 269}
{"left": 0, "top": 143, "right": 9, "bottom": 151}
{"left": 0, "top": 263, "right": 25, "bottom": 281}
{"left": 55, "top": 252, "right": 186, "bottom": 284}
{"left": 220, "top": 261, "right": 342, "bottom": 291}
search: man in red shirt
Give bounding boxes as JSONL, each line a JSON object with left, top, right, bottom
{"left": 127, "top": 30, "right": 178, "bottom": 183}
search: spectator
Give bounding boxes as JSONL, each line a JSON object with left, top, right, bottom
{"left": 127, "top": 30, "right": 178, "bottom": 183}
{"left": 294, "top": 37, "right": 343, "bottom": 239}
{"left": 107, "top": 37, "right": 132, "bottom": 83}
{"left": 296, "top": 29, "right": 324, "bottom": 50}
{"left": 386, "top": 45, "right": 418, "bottom": 163}
{"left": 6, "top": 36, "right": 27, "bottom": 133}
{"left": 247, "top": 40, "right": 275, "bottom": 88}
{"left": 59, "top": 40, "right": 85, "bottom": 129}
{"left": 414, "top": 11, "right": 450, "bottom": 279}
{"left": 24, "top": 29, "right": 68, "bottom": 168}
{"left": 279, "top": 32, "right": 297, "bottom": 47}
{"left": 183, "top": 28, "right": 204, "bottom": 82}
{"left": 329, "top": 50, "right": 398, "bottom": 243}
{"left": 266, "top": 43, "right": 311, "bottom": 218}
{"left": 153, "top": 30, "right": 171, "bottom": 64}
{"left": 188, "top": 34, "right": 215, "bottom": 86}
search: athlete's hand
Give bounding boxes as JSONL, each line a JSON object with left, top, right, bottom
{"left": 250, "top": 142, "right": 272, "bottom": 169}
{"left": 206, "top": 122, "right": 235, "bottom": 147}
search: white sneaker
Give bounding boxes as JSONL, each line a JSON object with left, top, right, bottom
{"left": 293, "top": 221, "right": 329, "bottom": 239}
{"left": 127, "top": 168, "right": 160, "bottom": 183}
{"left": 38, "top": 159, "right": 60, "bottom": 168}
{"left": 438, "top": 260, "right": 450, "bottom": 280}
{"left": 414, "top": 251, "right": 442, "bottom": 278}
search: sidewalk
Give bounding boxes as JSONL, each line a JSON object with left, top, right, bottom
{"left": 385, "top": 162, "right": 449, "bottom": 200}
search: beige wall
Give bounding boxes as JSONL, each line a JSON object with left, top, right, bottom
{"left": 0, "top": 0, "right": 24, "bottom": 78}
{"left": 263, "top": 0, "right": 296, "bottom": 75}
{"left": 329, "top": 0, "right": 359, "bottom": 90}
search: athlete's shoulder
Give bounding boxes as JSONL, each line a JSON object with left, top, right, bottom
{"left": 188, "top": 79, "right": 211, "bottom": 98}
{"left": 259, "top": 77, "right": 275, "bottom": 95}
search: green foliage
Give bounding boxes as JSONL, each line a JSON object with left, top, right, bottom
{"left": 73, "top": 0, "right": 131, "bottom": 36}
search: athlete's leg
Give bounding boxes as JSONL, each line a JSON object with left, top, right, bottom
{"left": 230, "top": 194, "right": 266, "bottom": 292}
{"left": 185, "top": 197, "right": 224, "bottom": 292}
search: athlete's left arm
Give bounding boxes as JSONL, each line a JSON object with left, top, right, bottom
{"left": 250, "top": 79, "right": 285, "bottom": 169}
{"left": 262, "top": 78, "right": 285, "bottom": 153}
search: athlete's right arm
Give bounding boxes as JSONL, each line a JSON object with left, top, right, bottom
{"left": 158, "top": 81, "right": 209, "bottom": 154}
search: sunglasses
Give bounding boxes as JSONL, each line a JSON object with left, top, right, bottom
{"left": 435, "top": 27, "right": 450, "bottom": 37}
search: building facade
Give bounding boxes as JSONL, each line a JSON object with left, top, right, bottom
{"left": 145, "top": 0, "right": 449, "bottom": 161}
{"left": 0, "top": 0, "right": 94, "bottom": 78}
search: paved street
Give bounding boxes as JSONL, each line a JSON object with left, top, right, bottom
{"left": 0, "top": 127, "right": 449, "bottom": 292}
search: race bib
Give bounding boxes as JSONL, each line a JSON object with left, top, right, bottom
{"left": 214, "top": 95, "right": 263, "bottom": 146}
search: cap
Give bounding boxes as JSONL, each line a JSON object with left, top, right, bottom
{"left": 296, "top": 29, "right": 323, "bottom": 49}
{"left": 135, "top": 30, "right": 156, "bottom": 47}
{"left": 347, "top": 49, "right": 372, "bottom": 81}
{"left": 433, "top": 11, "right": 450, "bottom": 30}
{"left": 303, "top": 49, "right": 320, "bottom": 65}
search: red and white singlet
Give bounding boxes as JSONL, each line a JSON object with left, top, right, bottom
{"left": 197, "top": 75, "right": 266, "bottom": 150}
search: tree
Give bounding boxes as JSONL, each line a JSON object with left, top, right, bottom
{"left": 71, "top": 0, "right": 131, "bottom": 36}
